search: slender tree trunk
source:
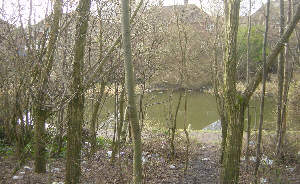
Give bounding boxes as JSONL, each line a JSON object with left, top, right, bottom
{"left": 277, "top": 0, "right": 292, "bottom": 159}
{"left": 171, "top": 91, "right": 182, "bottom": 158}
{"left": 183, "top": 90, "right": 190, "bottom": 174}
{"left": 211, "top": 16, "right": 227, "bottom": 164}
{"left": 111, "top": 83, "right": 119, "bottom": 163}
{"left": 65, "top": 0, "right": 91, "bottom": 183}
{"left": 56, "top": 107, "right": 64, "bottom": 157}
{"left": 121, "top": 0, "right": 143, "bottom": 182}
{"left": 15, "top": 92, "right": 25, "bottom": 165}
{"left": 3, "top": 89, "right": 12, "bottom": 144}
{"left": 33, "top": 0, "right": 62, "bottom": 173}
{"left": 90, "top": 81, "right": 106, "bottom": 154}
{"left": 89, "top": 5, "right": 105, "bottom": 155}
{"left": 117, "top": 85, "right": 125, "bottom": 149}
{"left": 276, "top": 0, "right": 285, "bottom": 158}
{"left": 111, "top": 84, "right": 125, "bottom": 162}
{"left": 246, "top": 0, "right": 252, "bottom": 165}
{"left": 254, "top": 0, "right": 270, "bottom": 182}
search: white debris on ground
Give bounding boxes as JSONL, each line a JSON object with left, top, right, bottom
{"left": 260, "top": 178, "right": 267, "bottom": 183}
{"left": 51, "top": 168, "right": 61, "bottom": 173}
{"left": 202, "top": 158, "right": 210, "bottom": 161}
{"left": 249, "top": 141, "right": 255, "bottom": 146}
{"left": 24, "top": 166, "right": 32, "bottom": 171}
{"left": 286, "top": 166, "right": 296, "bottom": 172}
{"left": 261, "top": 155, "right": 273, "bottom": 165}
{"left": 142, "top": 156, "right": 147, "bottom": 164}
{"left": 202, "top": 120, "right": 221, "bottom": 131}
{"left": 12, "top": 175, "right": 23, "bottom": 180}
{"left": 107, "top": 151, "right": 112, "bottom": 157}
{"left": 250, "top": 156, "right": 256, "bottom": 162}
{"left": 169, "top": 164, "right": 176, "bottom": 169}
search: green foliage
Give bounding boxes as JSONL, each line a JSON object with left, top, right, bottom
{"left": 96, "top": 136, "right": 111, "bottom": 148}
{"left": 0, "top": 140, "right": 13, "bottom": 155}
{"left": 237, "top": 25, "right": 264, "bottom": 62}
{"left": 48, "top": 136, "right": 67, "bottom": 158}
{"left": 237, "top": 25, "right": 267, "bottom": 77}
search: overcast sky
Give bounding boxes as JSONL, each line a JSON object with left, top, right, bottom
{"left": 0, "top": 0, "right": 268, "bottom": 26}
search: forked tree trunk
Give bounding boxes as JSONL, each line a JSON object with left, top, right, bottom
{"left": 121, "top": 0, "right": 143, "bottom": 182}
{"left": 65, "top": 0, "right": 91, "bottom": 183}
{"left": 221, "top": 1, "right": 300, "bottom": 183}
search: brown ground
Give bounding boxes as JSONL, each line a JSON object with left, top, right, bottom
{"left": 1, "top": 130, "right": 299, "bottom": 184}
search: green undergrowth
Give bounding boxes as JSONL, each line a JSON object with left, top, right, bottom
{"left": 0, "top": 140, "right": 14, "bottom": 156}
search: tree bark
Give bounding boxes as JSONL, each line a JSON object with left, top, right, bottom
{"left": 33, "top": 0, "right": 62, "bottom": 173}
{"left": 121, "top": 0, "right": 143, "bottom": 182}
{"left": 221, "top": 1, "right": 242, "bottom": 183}
{"left": 276, "top": 0, "right": 285, "bottom": 159}
{"left": 245, "top": 0, "right": 252, "bottom": 165}
{"left": 171, "top": 91, "right": 183, "bottom": 158}
{"left": 65, "top": 0, "right": 91, "bottom": 183}
{"left": 210, "top": 15, "right": 227, "bottom": 165}
{"left": 277, "top": 0, "right": 292, "bottom": 159}
{"left": 220, "top": 2, "right": 300, "bottom": 183}
{"left": 90, "top": 81, "right": 106, "bottom": 154}
{"left": 254, "top": 0, "right": 270, "bottom": 182}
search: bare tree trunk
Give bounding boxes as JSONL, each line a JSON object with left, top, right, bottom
{"left": 245, "top": 0, "right": 252, "bottom": 165}
{"left": 65, "top": 0, "right": 91, "bottom": 183}
{"left": 170, "top": 91, "right": 182, "bottom": 158}
{"left": 90, "top": 81, "right": 106, "bottom": 154}
{"left": 34, "top": 0, "right": 62, "bottom": 173}
{"left": 117, "top": 85, "right": 125, "bottom": 150}
{"left": 221, "top": 1, "right": 243, "bottom": 183}
{"left": 15, "top": 92, "right": 25, "bottom": 166}
{"left": 183, "top": 90, "right": 190, "bottom": 174}
{"left": 89, "top": 5, "right": 105, "bottom": 155}
{"left": 56, "top": 107, "right": 64, "bottom": 157}
{"left": 121, "top": 0, "right": 143, "bottom": 182}
{"left": 210, "top": 15, "right": 227, "bottom": 164}
{"left": 254, "top": 0, "right": 270, "bottom": 182}
{"left": 221, "top": 3, "right": 300, "bottom": 183}
{"left": 277, "top": 0, "right": 292, "bottom": 159}
{"left": 276, "top": 0, "right": 285, "bottom": 158}
{"left": 111, "top": 83, "right": 119, "bottom": 163}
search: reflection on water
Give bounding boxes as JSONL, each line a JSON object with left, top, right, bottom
{"left": 143, "top": 92, "right": 276, "bottom": 130}
{"left": 95, "top": 91, "right": 299, "bottom": 131}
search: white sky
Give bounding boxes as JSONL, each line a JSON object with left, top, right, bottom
{"left": 0, "top": 0, "right": 268, "bottom": 26}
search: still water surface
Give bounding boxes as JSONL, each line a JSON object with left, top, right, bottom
{"left": 100, "top": 91, "right": 282, "bottom": 130}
